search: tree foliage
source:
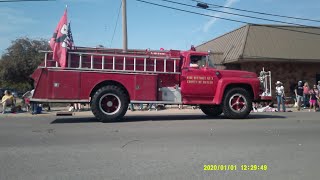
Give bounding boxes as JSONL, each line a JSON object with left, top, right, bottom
{"left": 0, "top": 38, "right": 49, "bottom": 92}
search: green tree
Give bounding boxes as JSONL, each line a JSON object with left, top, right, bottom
{"left": 0, "top": 37, "right": 49, "bottom": 92}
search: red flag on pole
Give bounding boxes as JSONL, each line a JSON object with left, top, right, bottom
{"left": 50, "top": 9, "right": 68, "bottom": 68}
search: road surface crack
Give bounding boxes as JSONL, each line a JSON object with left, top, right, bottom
{"left": 121, "top": 140, "right": 140, "bottom": 148}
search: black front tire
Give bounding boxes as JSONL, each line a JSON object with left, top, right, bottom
{"left": 91, "top": 85, "right": 128, "bottom": 122}
{"left": 200, "top": 105, "right": 223, "bottom": 117}
{"left": 223, "top": 88, "right": 252, "bottom": 119}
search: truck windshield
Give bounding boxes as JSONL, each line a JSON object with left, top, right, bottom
{"left": 190, "top": 55, "right": 215, "bottom": 68}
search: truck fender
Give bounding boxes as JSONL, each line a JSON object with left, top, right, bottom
{"left": 89, "top": 80, "right": 131, "bottom": 101}
{"left": 213, "top": 79, "right": 227, "bottom": 105}
{"left": 213, "top": 78, "right": 255, "bottom": 105}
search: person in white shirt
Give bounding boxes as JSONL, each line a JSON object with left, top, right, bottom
{"left": 275, "top": 81, "right": 286, "bottom": 112}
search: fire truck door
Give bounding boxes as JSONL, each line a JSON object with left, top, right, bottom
{"left": 181, "top": 67, "right": 216, "bottom": 98}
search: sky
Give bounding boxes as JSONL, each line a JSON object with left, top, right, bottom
{"left": 0, "top": 0, "right": 320, "bottom": 55}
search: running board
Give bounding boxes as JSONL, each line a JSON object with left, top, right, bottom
{"left": 30, "top": 99, "right": 182, "bottom": 104}
{"left": 130, "top": 101, "right": 182, "bottom": 104}
{"left": 30, "top": 98, "right": 90, "bottom": 103}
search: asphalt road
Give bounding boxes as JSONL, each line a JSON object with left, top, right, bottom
{"left": 0, "top": 110, "right": 320, "bottom": 180}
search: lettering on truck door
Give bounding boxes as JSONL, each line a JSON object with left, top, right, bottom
{"left": 181, "top": 55, "right": 216, "bottom": 98}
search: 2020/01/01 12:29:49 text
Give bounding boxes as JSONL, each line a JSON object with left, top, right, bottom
{"left": 203, "top": 164, "right": 268, "bottom": 171}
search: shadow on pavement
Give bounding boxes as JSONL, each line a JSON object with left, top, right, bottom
{"left": 248, "top": 114, "right": 286, "bottom": 119}
{"left": 51, "top": 117, "right": 100, "bottom": 124}
{"left": 51, "top": 114, "right": 286, "bottom": 124}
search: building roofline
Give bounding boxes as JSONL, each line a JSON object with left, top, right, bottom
{"left": 196, "top": 24, "right": 320, "bottom": 49}
{"left": 239, "top": 24, "right": 251, "bottom": 59}
{"left": 251, "top": 24, "right": 320, "bottom": 29}
{"left": 196, "top": 24, "right": 249, "bottom": 48}
{"left": 240, "top": 56, "right": 320, "bottom": 62}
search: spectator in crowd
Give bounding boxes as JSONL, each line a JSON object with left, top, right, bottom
{"left": 129, "top": 103, "right": 135, "bottom": 111}
{"left": 74, "top": 103, "right": 82, "bottom": 112}
{"left": 317, "top": 81, "right": 320, "bottom": 108}
{"left": 275, "top": 81, "right": 286, "bottom": 112}
{"left": 146, "top": 103, "right": 158, "bottom": 111}
{"left": 139, "top": 103, "right": 144, "bottom": 110}
{"left": 289, "top": 81, "right": 297, "bottom": 101}
{"left": 1, "top": 90, "right": 15, "bottom": 114}
{"left": 295, "top": 81, "right": 304, "bottom": 111}
{"left": 309, "top": 84, "right": 319, "bottom": 112}
{"left": 303, "top": 82, "right": 310, "bottom": 108}
{"left": 22, "top": 90, "right": 32, "bottom": 112}
{"left": 68, "top": 103, "right": 82, "bottom": 112}
{"left": 30, "top": 89, "right": 39, "bottom": 115}
{"left": 129, "top": 103, "right": 143, "bottom": 111}
{"left": 68, "top": 103, "right": 74, "bottom": 112}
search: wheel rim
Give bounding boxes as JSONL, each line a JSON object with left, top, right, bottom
{"left": 99, "top": 93, "right": 121, "bottom": 115}
{"left": 229, "top": 93, "right": 247, "bottom": 113}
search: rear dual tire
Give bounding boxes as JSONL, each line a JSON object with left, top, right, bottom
{"left": 91, "top": 85, "right": 128, "bottom": 123}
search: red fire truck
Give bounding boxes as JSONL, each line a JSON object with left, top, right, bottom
{"left": 30, "top": 47, "right": 268, "bottom": 122}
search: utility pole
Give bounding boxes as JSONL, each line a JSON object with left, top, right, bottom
{"left": 122, "top": 0, "right": 128, "bottom": 52}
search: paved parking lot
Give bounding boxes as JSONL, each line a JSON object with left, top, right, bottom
{"left": 0, "top": 109, "right": 319, "bottom": 180}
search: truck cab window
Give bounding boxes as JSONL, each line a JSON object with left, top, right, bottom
{"left": 207, "top": 59, "right": 215, "bottom": 68}
{"left": 190, "top": 56, "right": 200, "bottom": 68}
{"left": 190, "top": 55, "right": 213, "bottom": 68}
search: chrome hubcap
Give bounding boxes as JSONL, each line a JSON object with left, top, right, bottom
{"left": 229, "top": 93, "right": 247, "bottom": 113}
{"left": 99, "top": 93, "right": 121, "bottom": 115}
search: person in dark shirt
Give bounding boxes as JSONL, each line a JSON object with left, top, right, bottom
{"left": 295, "top": 81, "right": 304, "bottom": 111}
{"left": 289, "top": 82, "right": 297, "bottom": 99}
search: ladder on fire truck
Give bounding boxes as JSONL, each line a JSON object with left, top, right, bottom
{"left": 40, "top": 49, "right": 181, "bottom": 75}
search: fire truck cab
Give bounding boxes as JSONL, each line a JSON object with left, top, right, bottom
{"left": 31, "top": 47, "right": 264, "bottom": 122}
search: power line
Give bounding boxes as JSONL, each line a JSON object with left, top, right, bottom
{"left": 137, "top": 0, "right": 248, "bottom": 24}
{"left": 0, "top": 0, "right": 55, "bottom": 2}
{"left": 160, "top": 0, "right": 319, "bottom": 28}
{"left": 135, "top": 0, "right": 320, "bottom": 36}
{"left": 191, "top": 0, "right": 320, "bottom": 23}
{"left": 110, "top": 1, "right": 122, "bottom": 47}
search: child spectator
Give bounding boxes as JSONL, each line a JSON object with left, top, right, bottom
{"left": 309, "top": 85, "right": 319, "bottom": 112}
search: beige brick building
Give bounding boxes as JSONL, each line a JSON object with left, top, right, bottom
{"left": 197, "top": 24, "right": 320, "bottom": 97}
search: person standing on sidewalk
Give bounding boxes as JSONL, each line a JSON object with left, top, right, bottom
{"left": 309, "top": 85, "right": 319, "bottom": 112}
{"left": 29, "top": 89, "right": 39, "bottom": 115}
{"left": 317, "top": 81, "right": 320, "bottom": 91}
{"left": 73, "top": 103, "right": 82, "bottom": 112}
{"left": 295, "top": 81, "right": 304, "bottom": 111}
{"left": 303, "top": 82, "right": 310, "bottom": 108}
{"left": 129, "top": 103, "right": 143, "bottom": 111}
{"left": 275, "top": 81, "right": 286, "bottom": 112}
{"left": 317, "top": 81, "right": 320, "bottom": 109}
